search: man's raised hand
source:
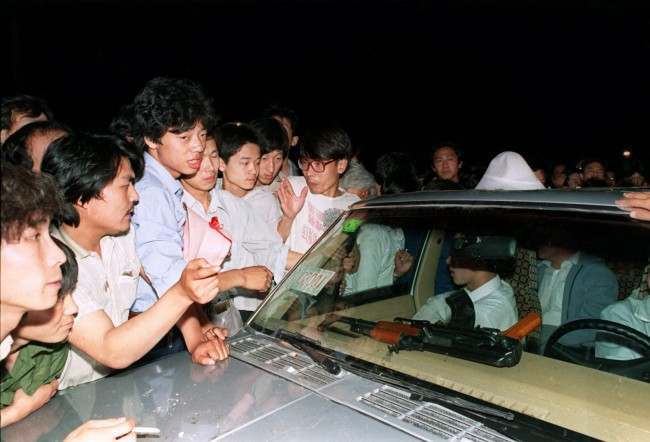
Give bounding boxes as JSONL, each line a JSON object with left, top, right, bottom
{"left": 179, "top": 258, "right": 221, "bottom": 304}
{"left": 278, "top": 178, "right": 308, "bottom": 220}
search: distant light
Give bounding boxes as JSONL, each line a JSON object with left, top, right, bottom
{"left": 622, "top": 149, "right": 632, "bottom": 158}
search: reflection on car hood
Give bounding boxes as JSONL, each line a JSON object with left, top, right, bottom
{"left": 3, "top": 330, "right": 515, "bottom": 442}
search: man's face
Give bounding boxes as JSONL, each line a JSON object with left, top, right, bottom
{"left": 432, "top": 147, "right": 461, "bottom": 182}
{"left": 219, "top": 143, "right": 261, "bottom": 194}
{"left": 582, "top": 161, "right": 605, "bottom": 181}
{"left": 145, "top": 123, "right": 207, "bottom": 178}
{"left": 29, "top": 130, "right": 67, "bottom": 172}
{"left": 80, "top": 157, "right": 139, "bottom": 236}
{"left": 446, "top": 257, "right": 475, "bottom": 287}
{"left": 258, "top": 149, "right": 284, "bottom": 186}
{"left": 21, "top": 292, "right": 78, "bottom": 343}
{"left": 273, "top": 116, "right": 299, "bottom": 147}
{"left": 301, "top": 157, "right": 349, "bottom": 197}
{"left": 183, "top": 138, "right": 220, "bottom": 192}
{"left": 1, "top": 220, "right": 66, "bottom": 312}
{"left": 0, "top": 111, "right": 48, "bottom": 144}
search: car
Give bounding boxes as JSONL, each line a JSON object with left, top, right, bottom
{"left": 3, "top": 188, "right": 649, "bottom": 441}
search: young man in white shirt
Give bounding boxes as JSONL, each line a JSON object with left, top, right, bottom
{"left": 41, "top": 133, "right": 229, "bottom": 390}
{"left": 249, "top": 117, "right": 290, "bottom": 195}
{"left": 277, "top": 122, "right": 360, "bottom": 254}
{"left": 211, "top": 124, "right": 301, "bottom": 320}
{"left": 414, "top": 235, "right": 519, "bottom": 331}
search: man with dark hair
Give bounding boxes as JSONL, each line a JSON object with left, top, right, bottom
{"left": 1, "top": 120, "right": 69, "bottom": 171}
{"left": 375, "top": 152, "right": 420, "bottom": 195}
{"left": 430, "top": 143, "right": 463, "bottom": 185}
{"left": 1, "top": 163, "right": 138, "bottom": 438}
{"left": 250, "top": 117, "right": 289, "bottom": 192}
{"left": 580, "top": 158, "right": 606, "bottom": 182}
{"left": 1, "top": 163, "right": 66, "bottom": 426}
{"left": 41, "top": 133, "right": 227, "bottom": 389}
{"left": 1, "top": 95, "right": 54, "bottom": 145}
{"left": 277, "top": 122, "right": 360, "bottom": 253}
{"left": 263, "top": 103, "right": 301, "bottom": 177}
{"left": 116, "top": 77, "right": 232, "bottom": 364}
{"left": 414, "top": 235, "right": 518, "bottom": 331}
{"left": 536, "top": 233, "right": 618, "bottom": 346}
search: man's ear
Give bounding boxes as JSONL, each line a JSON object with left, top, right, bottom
{"left": 291, "top": 136, "right": 299, "bottom": 147}
{"left": 0, "top": 129, "right": 9, "bottom": 145}
{"left": 218, "top": 157, "right": 226, "bottom": 173}
{"left": 336, "top": 159, "right": 349, "bottom": 174}
{"left": 144, "top": 137, "right": 159, "bottom": 151}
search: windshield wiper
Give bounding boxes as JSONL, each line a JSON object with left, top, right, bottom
{"left": 275, "top": 328, "right": 342, "bottom": 375}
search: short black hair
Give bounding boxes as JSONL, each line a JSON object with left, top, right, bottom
{"left": 299, "top": 122, "right": 353, "bottom": 161}
{"left": 375, "top": 152, "right": 420, "bottom": 195}
{"left": 52, "top": 236, "right": 78, "bottom": 298}
{"left": 431, "top": 142, "right": 462, "bottom": 161}
{"left": 1, "top": 95, "right": 54, "bottom": 131}
{"left": 1, "top": 120, "right": 70, "bottom": 170}
{"left": 580, "top": 158, "right": 606, "bottom": 171}
{"left": 213, "top": 122, "right": 261, "bottom": 163}
{"left": 1, "top": 163, "right": 63, "bottom": 243}
{"left": 249, "top": 117, "right": 289, "bottom": 157}
{"left": 263, "top": 103, "right": 299, "bottom": 135}
{"left": 41, "top": 133, "right": 144, "bottom": 227}
{"left": 114, "top": 77, "right": 218, "bottom": 153}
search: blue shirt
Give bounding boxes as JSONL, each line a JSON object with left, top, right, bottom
{"left": 131, "top": 153, "right": 187, "bottom": 312}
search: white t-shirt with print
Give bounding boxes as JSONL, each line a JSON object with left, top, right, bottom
{"left": 285, "top": 176, "right": 360, "bottom": 254}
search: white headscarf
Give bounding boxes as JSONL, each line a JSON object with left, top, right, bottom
{"left": 475, "top": 151, "right": 545, "bottom": 191}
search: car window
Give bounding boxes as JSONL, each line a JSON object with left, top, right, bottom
{"left": 253, "top": 206, "right": 650, "bottom": 383}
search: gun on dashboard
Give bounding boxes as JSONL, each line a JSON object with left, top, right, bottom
{"left": 318, "top": 313, "right": 541, "bottom": 368}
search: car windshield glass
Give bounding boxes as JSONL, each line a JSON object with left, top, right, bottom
{"left": 252, "top": 205, "right": 650, "bottom": 385}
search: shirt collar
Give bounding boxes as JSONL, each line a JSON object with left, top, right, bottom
{"left": 54, "top": 225, "right": 92, "bottom": 259}
{"left": 465, "top": 275, "right": 501, "bottom": 303}
{"left": 144, "top": 152, "right": 183, "bottom": 199}
{"left": 53, "top": 225, "right": 116, "bottom": 260}
{"left": 541, "top": 251, "right": 580, "bottom": 270}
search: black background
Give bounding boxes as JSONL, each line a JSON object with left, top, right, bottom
{"left": 4, "top": 0, "right": 650, "bottom": 172}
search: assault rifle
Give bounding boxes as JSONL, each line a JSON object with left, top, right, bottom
{"left": 318, "top": 312, "right": 541, "bottom": 368}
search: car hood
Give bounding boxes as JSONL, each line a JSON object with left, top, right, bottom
{"left": 2, "top": 331, "right": 516, "bottom": 442}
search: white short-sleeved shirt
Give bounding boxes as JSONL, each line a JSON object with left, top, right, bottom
{"left": 285, "top": 177, "right": 360, "bottom": 254}
{"left": 414, "top": 276, "right": 518, "bottom": 331}
{"left": 53, "top": 227, "right": 141, "bottom": 390}
{"left": 243, "top": 186, "right": 283, "bottom": 228}
{"left": 343, "top": 224, "right": 405, "bottom": 295}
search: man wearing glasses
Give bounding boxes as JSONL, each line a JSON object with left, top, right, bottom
{"left": 277, "top": 123, "right": 360, "bottom": 254}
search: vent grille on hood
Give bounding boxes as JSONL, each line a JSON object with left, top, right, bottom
{"left": 358, "top": 386, "right": 514, "bottom": 442}
{"left": 230, "top": 336, "right": 340, "bottom": 388}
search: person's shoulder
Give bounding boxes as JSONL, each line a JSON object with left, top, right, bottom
{"left": 600, "top": 296, "right": 636, "bottom": 323}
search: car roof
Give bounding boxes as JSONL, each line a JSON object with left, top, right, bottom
{"left": 353, "top": 188, "right": 643, "bottom": 217}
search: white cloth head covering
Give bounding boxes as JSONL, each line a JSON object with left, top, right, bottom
{"left": 475, "top": 151, "right": 545, "bottom": 190}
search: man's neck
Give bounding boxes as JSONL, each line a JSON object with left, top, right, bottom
{"left": 466, "top": 272, "right": 496, "bottom": 292}
{"left": 0, "top": 305, "right": 24, "bottom": 343}
{"left": 62, "top": 222, "right": 104, "bottom": 255}
{"left": 222, "top": 177, "right": 249, "bottom": 198}
{"left": 183, "top": 183, "right": 211, "bottom": 212}
{"left": 147, "top": 149, "right": 181, "bottom": 179}
{"left": 319, "top": 182, "right": 342, "bottom": 198}
{"left": 549, "top": 250, "right": 576, "bottom": 269}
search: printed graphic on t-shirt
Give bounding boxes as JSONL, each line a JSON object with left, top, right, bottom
{"left": 303, "top": 201, "right": 344, "bottom": 246}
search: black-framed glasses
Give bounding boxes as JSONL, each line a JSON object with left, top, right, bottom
{"left": 298, "top": 158, "right": 336, "bottom": 173}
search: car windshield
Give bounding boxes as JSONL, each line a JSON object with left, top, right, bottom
{"left": 252, "top": 204, "right": 650, "bottom": 387}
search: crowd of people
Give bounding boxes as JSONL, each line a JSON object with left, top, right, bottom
{"left": 1, "top": 78, "right": 649, "bottom": 439}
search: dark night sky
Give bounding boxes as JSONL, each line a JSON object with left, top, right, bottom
{"left": 4, "top": 0, "right": 650, "bottom": 172}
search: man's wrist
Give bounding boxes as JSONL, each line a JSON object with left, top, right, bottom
{"left": 169, "top": 282, "right": 196, "bottom": 307}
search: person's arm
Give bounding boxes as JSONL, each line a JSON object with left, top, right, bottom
{"left": 0, "top": 381, "right": 59, "bottom": 428}
{"left": 575, "top": 265, "right": 619, "bottom": 319}
{"left": 64, "top": 417, "right": 136, "bottom": 442}
{"left": 69, "top": 259, "right": 220, "bottom": 369}
{"left": 276, "top": 178, "right": 307, "bottom": 241}
{"left": 615, "top": 191, "right": 650, "bottom": 221}
{"left": 132, "top": 187, "right": 187, "bottom": 300}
